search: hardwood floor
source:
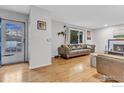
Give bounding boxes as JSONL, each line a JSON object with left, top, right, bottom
{"left": 0, "top": 55, "right": 115, "bottom": 82}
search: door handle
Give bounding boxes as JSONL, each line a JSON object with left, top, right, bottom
{"left": 2, "top": 54, "right": 14, "bottom": 57}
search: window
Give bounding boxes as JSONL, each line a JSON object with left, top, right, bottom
{"left": 67, "top": 28, "right": 84, "bottom": 44}
{"left": 70, "top": 30, "right": 78, "bottom": 44}
{"left": 79, "top": 32, "right": 83, "bottom": 43}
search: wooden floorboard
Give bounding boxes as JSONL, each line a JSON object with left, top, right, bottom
{"left": 0, "top": 55, "right": 116, "bottom": 82}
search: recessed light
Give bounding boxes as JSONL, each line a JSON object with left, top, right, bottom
{"left": 104, "top": 24, "right": 108, "bottom": 27}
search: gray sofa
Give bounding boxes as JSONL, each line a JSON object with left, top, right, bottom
{"left": 58, "top": 44, "right": 95, "bottom": 58}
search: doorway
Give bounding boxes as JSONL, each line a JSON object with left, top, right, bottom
{"left": 1, "top": 19, "right": 25, "bottom": 65}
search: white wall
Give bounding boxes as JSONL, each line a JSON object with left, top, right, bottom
{"left": 0, "top": 8, "right": 28, "bottom": 61}
{"left": 29, "top": 6, "right": 52, "bottom": 69}
{"left": 92, "top": 25, "right": 124, "bottom": 52}
{"left": 52, "top": 20, "right": 65, "bottom": 57}
{"left": 52, "top": 20, "right": 93, "bottom": 57}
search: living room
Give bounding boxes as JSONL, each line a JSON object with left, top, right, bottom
{"left": 0, "top": 5, "right": 124, "bottom": 82}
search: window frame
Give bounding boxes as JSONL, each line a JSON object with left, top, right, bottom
{"left": 67, "top": 28, "right": 84, "bottom": 45}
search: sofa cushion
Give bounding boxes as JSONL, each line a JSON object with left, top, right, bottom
{"left": 61, "top": 44, "right": 69, "bottom": 48}
{"left": 61, "top": 44, "right": 71, "bottom": 51}
{"left": 80, "top": 49, "right": 91, "bottom": 52}
{"left": 76, "top": 45, "right": 82, "bottom": 49}
{"left": 80, "top": 44, "right": 87, "bottom": 49}
{"left": 87, "top": 45, "right": 92, "bottom": 49}
{"left": 69, "top": 49, "right": 90, "bottom": 53}
{"left": 69, "top": 45, "right": 77, "bottom": 50}
{"left": 69, "top": 49, "right": 82, "bottom": 54}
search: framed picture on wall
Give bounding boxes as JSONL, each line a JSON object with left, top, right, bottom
{"left": 37, "top": 20, "right": 46, "bottom": 30}
{"left": 87, "top": 31, "right": 91, "bottom": 40}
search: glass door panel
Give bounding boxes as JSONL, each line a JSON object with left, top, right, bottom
{"left": 5, "top": 22, "right": 23, "bottom": 53}
{"left": 1, "top": 19, "right": 25, "bottom": 64}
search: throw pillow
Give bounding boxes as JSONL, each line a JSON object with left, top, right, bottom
{"left": 80, "top": 44, "right": 87, "bottom": 49}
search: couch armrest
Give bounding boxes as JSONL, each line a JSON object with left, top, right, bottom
{"left": 87, "top": 44, "right": 96, "bottom": 53}
{"left": 58, "top": 46, "right": 70, "bottom": 55}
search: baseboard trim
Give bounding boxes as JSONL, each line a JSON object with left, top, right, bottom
{"left": 1, "top": 61, "right": 29, "bottom": 66}
{"left": 29, "top": 63, "right": 51, "bottom": 70}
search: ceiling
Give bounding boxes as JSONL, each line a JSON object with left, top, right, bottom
{"left": 0, "top": 5, "right": 124, "bottom": 29}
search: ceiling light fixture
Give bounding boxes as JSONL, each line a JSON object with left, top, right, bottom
{"left": 104, "top": 24, "right": 108, "bottom": 27}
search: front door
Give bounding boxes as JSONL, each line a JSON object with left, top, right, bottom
{"left": 1, "top": 19, "right": 25, "bottom": 64}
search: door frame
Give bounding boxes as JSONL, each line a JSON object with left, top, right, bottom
{"left": 1, "top": 18, "right": 26, "bottom": 64}
{"left": 0, "top": 18, "right": 1, "bottom": 65}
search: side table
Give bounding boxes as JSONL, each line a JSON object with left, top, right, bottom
{"left": 90, "top": 53, "right": 98, "bottom": 68}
